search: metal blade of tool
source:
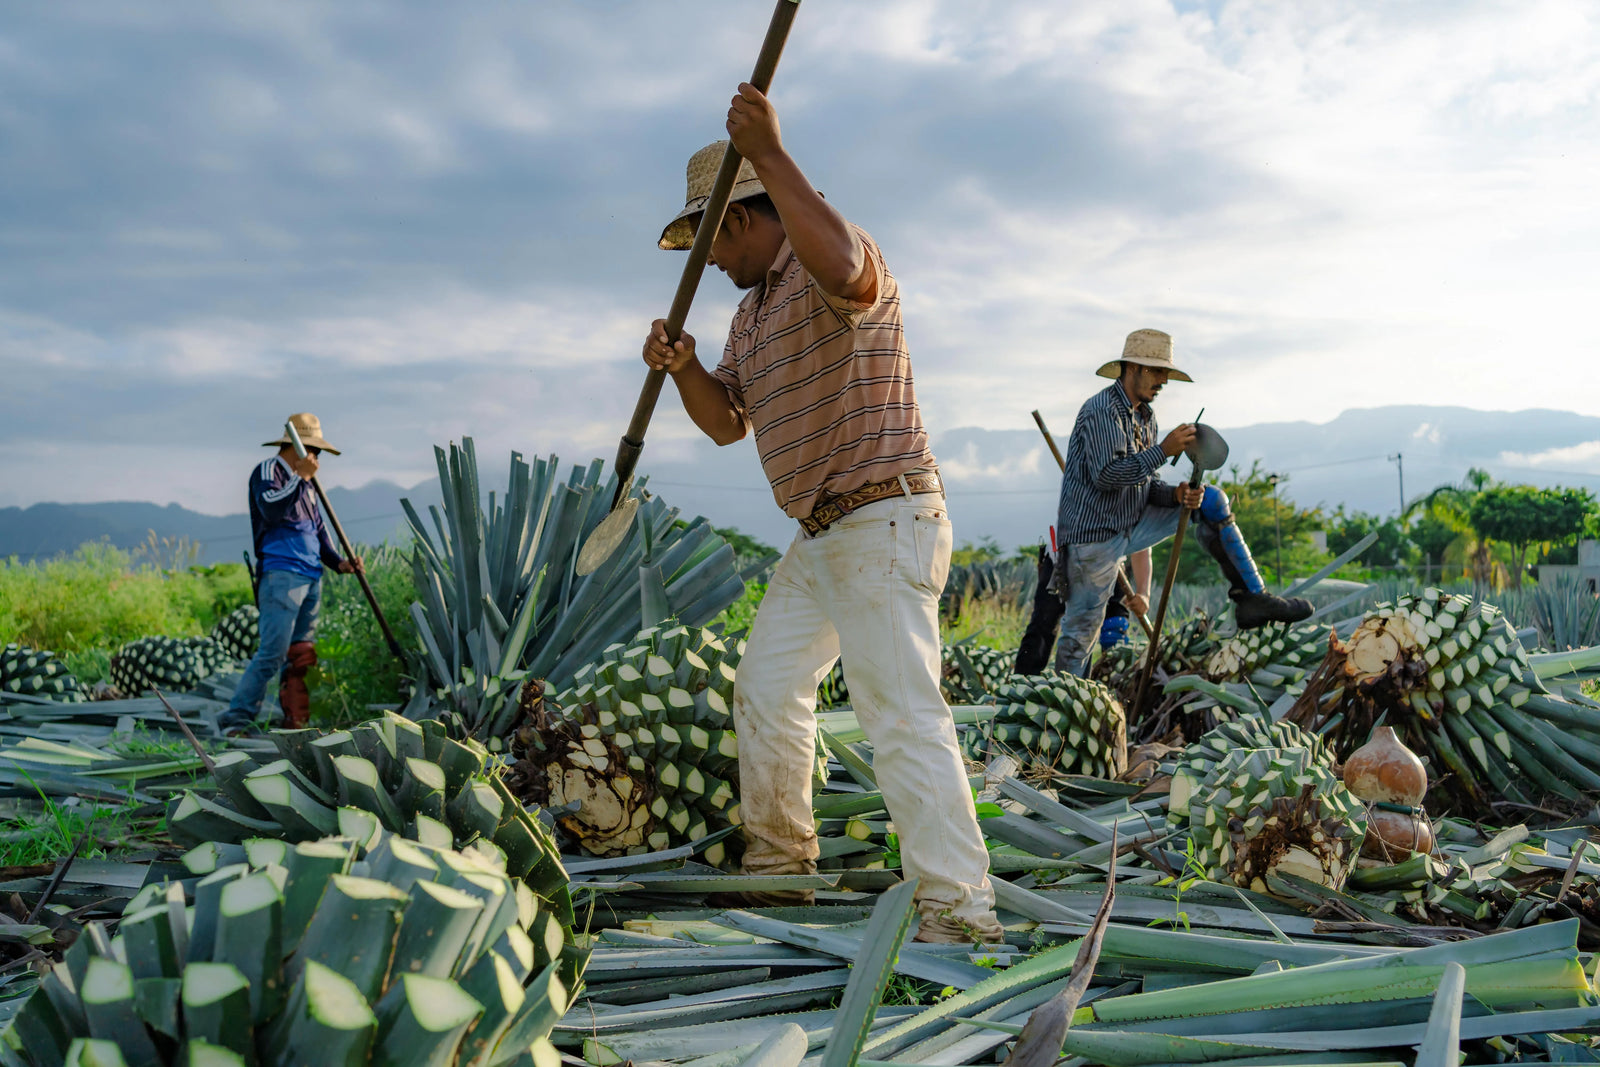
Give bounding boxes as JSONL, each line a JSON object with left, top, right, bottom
{"left": 577, "top": 0, "right": 804, "bottom": 578}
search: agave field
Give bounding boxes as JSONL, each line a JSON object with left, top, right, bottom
{"left": 6, "top": 444, "right": 1600, "bottom": 1065}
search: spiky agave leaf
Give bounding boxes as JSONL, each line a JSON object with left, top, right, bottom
{"left": 403, "top": 440, "right": 747, "bottom": 741}
{"left": 2, "top": 835, "right": 573, "bottom": 1067}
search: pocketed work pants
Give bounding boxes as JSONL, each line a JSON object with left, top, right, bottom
{"left": 731, "top": 493, "right": 999, "bottom": 925}
{"left": 1056, "top": 505, "right": 1183, "bottom": 675}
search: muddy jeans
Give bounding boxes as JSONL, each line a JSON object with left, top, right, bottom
{"left": 732, "top": 493, "right": 1000, "bottom": 928}
{"left": 1056, "top": 504, "right": 1183, "bottom": 675}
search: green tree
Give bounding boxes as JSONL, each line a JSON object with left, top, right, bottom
{"left": 1407, "top": 468, "right": 1497, "bottom": 586}
{"left": 951, "top": 536, "right": 1005, "bottom": 566}
{"left": 1325, "top": 506, "right": 1409, "bottom": 570}
{"left": 1408, "top": 513, "right": 1460, "bottom": 583}
{"left": 1467, "top": 485, "right": 1595, "bottom": 588}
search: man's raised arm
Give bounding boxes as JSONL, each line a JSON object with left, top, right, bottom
{"left": 726, "top": 83, "right": 875, "bottom": 305}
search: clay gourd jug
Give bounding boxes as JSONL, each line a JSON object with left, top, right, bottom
{"left": 1344, "top": 725, "right": 1434, "bottom": 857}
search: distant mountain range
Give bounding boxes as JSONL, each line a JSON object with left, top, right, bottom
{"left": 7, "top": 405, "right": 1600, "bottom": 563}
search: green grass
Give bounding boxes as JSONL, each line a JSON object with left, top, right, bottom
{"left": 942, "top": 596, "right": 1030, "bottom": 654}
{"left": 711, "top": 579, "right": 766, "bottom": 637}
{"left": 0, "top": 542, "right": 252, "bottom": 656}
{"left": 306, "top": 546, "right": 414, "bottom": 729}
{"left": 0, "top": 796, "right": 148, "bottom": 868}
{"left": 105, "top": 723, "right": 208, "bottom": 762}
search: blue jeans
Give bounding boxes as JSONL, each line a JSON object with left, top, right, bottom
{"left": 222, "top": 570, "right": 321, "bottom": 728}
{"left": 1055, "top": 505, "right": 1183, "bottom": 675}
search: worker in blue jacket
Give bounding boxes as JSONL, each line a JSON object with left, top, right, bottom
{"left": 219, "top": 413, "right": 362, "bottom": 735}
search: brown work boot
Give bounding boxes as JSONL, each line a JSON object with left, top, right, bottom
{"left": 912, "top": 913, "right": 1007, "bottom": 945}
{"left": 278, "top": 641, "right": 317, "bottom": 729}
{"left": 706, "top": 888, "right": 815, "bottom": 909}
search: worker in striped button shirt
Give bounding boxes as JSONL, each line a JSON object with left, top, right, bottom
{"left": 1052, "top": 330, "right": 1312, "bottom": 676}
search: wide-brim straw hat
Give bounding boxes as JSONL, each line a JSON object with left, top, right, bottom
{"left": 658, "top": 140, "right": 770, "bottom": 251}
{"left": 262, "top": 412, "right": 341, "bottom": 455}
{"left": 1095, "top": 328, "right": 1193, "bottom": 382}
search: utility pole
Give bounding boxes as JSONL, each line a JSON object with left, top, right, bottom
{"left": 1388, "top": 452, "right": 1405, "bottom": 515}
{"left": 1267, "top": 473, "right": 1284, "bottom": 590}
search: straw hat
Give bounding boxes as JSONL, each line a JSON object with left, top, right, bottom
{"left": 1095, "top": 328, "right": 1193, "bottom": 382}
{"left": 658, "top": 140, "right": 770, "bottom": 251}
{"left": 262, "top": 413, "right": 341, "bottom": 455}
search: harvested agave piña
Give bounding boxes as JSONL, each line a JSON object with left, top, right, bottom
{"left": 109, "top": 635, "right": 213, "bottom": 696}
{"left": 211, "top": 603, "right": 261, "bottom": 661}
{"left": 940, "top": 643, "right": 1016, "bottom": 699}
{"left": 1169, "top": 745, "right": 1367, "bottom": 894}
{"left": 1288, "top": 588, "right": 1600, "bottom": 806}
{"left": 1, "top": 835, "right": 572, "bottom": 1067}
{"left": 512, "top": 624, "right": 745, "bottom": 865}
{"left": 961, "top": 673, "right": 1126, "bottom": 779}
{"left": 0, "top": 643, "right": 87, "bottom": 702}
{"left": 166, "top": 712, "right": 574, "bottom": 942}
{"left": 1204, "top": 620, "right": 1326, "bottom": 687}
{"left": 1163, "top": 714, "right": 1332, "bottom": 780}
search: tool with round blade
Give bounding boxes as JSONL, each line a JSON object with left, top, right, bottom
{"left": 1132, "top": 423, "right": 1230, "bottom": 714}
{"left": 285, "top": 420, "right": 406, "bottom": 662}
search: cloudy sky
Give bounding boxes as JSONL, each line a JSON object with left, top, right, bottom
{"left": 3, "top": 0, "right": 1598, "bottom": 517}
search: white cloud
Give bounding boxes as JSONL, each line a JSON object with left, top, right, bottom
{"left": 935, "top": 440, "right": 1047, "bottom": 485}
{"left": 4, "top": 0, "right": 1600, "bottom": 520}
{"left": 1499, "top": 440, "right": 1600, "bottom": 472}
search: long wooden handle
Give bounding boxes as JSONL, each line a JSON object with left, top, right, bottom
{"left": 308, "top": 476, "right": 406, "bottom": 663}
{"left": 1031, "top": 409, "right": 1155, "bottom": 640}
{"left": 611, "top": 0, "right": 803, "bottom": 507}
{"left": 1131, "top": 463, "right": 1205, "bottom": 712}
{"left": 285, "top": 420, "right": 406, "bottom": 662}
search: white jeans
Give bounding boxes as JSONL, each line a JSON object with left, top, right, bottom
{"left": 732, "top": 492, "right": 999, "bottom": 926}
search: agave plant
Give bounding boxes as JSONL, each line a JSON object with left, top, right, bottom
{"left": 2, "top": 835, "right": 572, "bottom": 1067}
{"left": 404, "top": 440, "right": 746, "bottom": 740}
{"left": 165, "top": 713, "right": 575, "bottom": 956}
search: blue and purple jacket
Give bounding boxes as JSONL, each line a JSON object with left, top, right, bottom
{"left": 249, "top": 456, "right": 344, "bottom": 580}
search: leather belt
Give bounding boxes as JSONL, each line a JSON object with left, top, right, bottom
{"left": 798, "top": 471, "right": 944, "bottom": 537}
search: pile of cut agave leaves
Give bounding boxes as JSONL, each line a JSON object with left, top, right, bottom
{"left": 8, "top": 599, "right": 1600, "bottom": 1065}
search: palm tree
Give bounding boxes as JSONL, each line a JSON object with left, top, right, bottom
{"left": 1405, "top": 468, "right": 1497, "bottom": 588}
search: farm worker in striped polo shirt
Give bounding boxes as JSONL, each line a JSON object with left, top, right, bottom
{"left": 643, "top": 82, "right": 1004, "bottom": 944}
{"left": 218, "top": 413, "right": 363, "bottom": 736}
{"left": 1051, "top": 330, "right": 1312, "bottom": 675}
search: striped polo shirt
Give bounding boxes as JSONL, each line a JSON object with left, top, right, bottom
{"left": 712, "top": 226, "right": 934, "bottom": 519}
